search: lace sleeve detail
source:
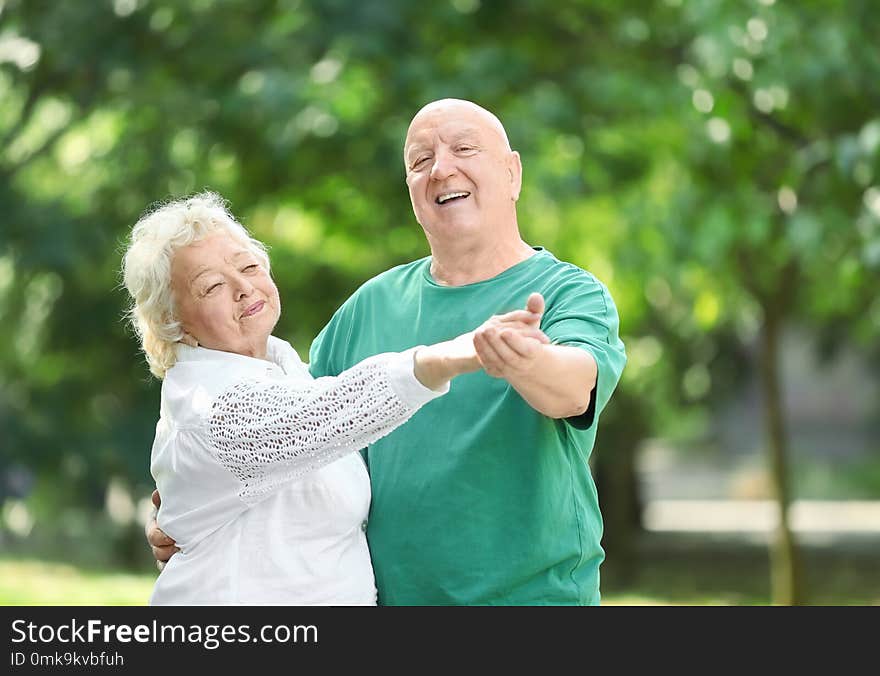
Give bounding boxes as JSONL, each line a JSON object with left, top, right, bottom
{"left": 208, "top": 352, "right": 436, "bottom": 505}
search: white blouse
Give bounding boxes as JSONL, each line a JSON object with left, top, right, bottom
{"left": 148, "top": 336, "right": 445, "bottom": 605}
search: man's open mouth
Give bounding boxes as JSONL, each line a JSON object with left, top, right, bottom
{"left": 436, "top": 191, "right": 470, "bottom": 205}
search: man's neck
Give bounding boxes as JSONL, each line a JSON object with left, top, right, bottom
{"left": 428, "top": 237, "right": 536, "bottom": 287}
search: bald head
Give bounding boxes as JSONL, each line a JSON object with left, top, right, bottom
{"left": 404, "top": 99, "right": 512, "bottom": 163}
{"left": 401, "top": 96, "right": 524, "bottom": 257}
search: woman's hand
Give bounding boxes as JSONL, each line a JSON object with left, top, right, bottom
{"left": 413, "top": 293, "right": 549, "bottom": 390}
{"left": 474, "top": 292, "right": 551, "bottom": 379}
{"left": 412, "top": 332, "right": 481, "bottom": 390}
{"left": 473, "top": 292, "right": 597, "bottom": 418}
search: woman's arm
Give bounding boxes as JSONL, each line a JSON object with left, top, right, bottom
{"left": 208, "top": 349, "right": 455, "bottom": 505}
{"left": 209, "top": 306, "right": 546, "bottom": 505}
{"left": 148, "top": 303, "right": 547, "bottom": 552}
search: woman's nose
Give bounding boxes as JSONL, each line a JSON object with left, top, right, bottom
{"left": 233, "top": 275, "right": 254, "bottom": 300}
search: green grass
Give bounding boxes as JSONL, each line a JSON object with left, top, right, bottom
{"left": 0, "top": 558, "right": 699, "bottom": 606}
{"left": 0, "top": 558, "right": 155, "bottom": 606}
{"left": 601, "top": 532, "right": 880, "bottom": 606}
{"left": 3, "top": 531, "right": 878, "bottom": 606}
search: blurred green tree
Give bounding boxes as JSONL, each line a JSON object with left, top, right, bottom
{"left": 0, "top": 0, "right": 877, "bottom": 608}
{"left": 656, "top": 0, "right": 880, "bottom": 605}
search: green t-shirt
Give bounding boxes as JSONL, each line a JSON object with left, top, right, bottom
{"left": 309, "top": 248, "right": 626, "bottom": 605}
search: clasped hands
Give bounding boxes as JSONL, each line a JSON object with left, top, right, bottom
{"left": 473, "top": 292, "right": 548, "bottom": 379}
{"left": 148, "top": 293, "right": 551, "bottom": 568}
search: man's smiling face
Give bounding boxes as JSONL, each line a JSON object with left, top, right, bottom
{"left": 403, "top": 100, "right": 522, "bottom": 243}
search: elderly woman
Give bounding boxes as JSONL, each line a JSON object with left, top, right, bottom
{"left": 122, "top": 192, "right": 546, "bottom": 605}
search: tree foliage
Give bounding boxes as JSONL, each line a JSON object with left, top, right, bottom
{"left": 1, "top": 1, "right": 877, "bottom": 598}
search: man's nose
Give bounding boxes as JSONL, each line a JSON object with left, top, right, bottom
{"left": 430, "top": 148, "right": 457, "bottom": 180}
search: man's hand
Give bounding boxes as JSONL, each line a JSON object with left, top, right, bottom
{"left": 474, "top": 293, "right": 548, "bottom": 379}
{"left": 474, "top": 292, "right": 597, "bottom": 419}
{"left": 413, "top": 300, "right": 548, "bottom": 390}
{"left": 146, "top": 489, "right": 179, "bottom": 571}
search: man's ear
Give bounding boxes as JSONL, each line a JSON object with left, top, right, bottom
{"left": 508, "top": 150, "right": 523, "bottom": 202}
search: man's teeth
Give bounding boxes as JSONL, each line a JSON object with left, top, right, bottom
{"left": 437, "top": 192, "right": 469, "bottom": 204}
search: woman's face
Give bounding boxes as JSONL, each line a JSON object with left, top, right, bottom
{"left": 170, "top": 231, "right": 280, "bottom": 359}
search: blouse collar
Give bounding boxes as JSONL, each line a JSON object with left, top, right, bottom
{"left": 175, "top": 336, "right": 302, "bottom": 375}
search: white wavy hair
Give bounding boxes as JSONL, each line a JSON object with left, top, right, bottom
{"left": 121, "top": 191, "right": 270, "bottom": 379}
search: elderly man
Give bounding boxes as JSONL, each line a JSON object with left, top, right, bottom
{"left": 150, "top": 98, "right": 626, "bottom": 605}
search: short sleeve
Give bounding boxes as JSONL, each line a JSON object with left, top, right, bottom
{"left": 541, "top": 271, "right": 627, "bottom": 430}
{"left": 309, "top": 295, "right": 357, "bottom": 379}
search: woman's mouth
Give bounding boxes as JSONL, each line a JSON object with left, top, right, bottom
{"left": 241, "top": 300, "right": 265, "bottom": 318}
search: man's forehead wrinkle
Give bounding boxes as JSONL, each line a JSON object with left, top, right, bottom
{"left": 443, "top": 126, "right": 481, "bottom": 141}
{"left": 404, "top": 99, "right": 512, "bottom": 163}
{"left": 410, "top": 99, "right": 511, "bottom": 149}
{"left": 405, "top": 122, "right": 502, "bottom": 160}
{"left": 409, "top": 126, "right": 480, "bottom": 146}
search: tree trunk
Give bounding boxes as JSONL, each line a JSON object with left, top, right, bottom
{"left": 593, "top": 390, "right": 647, "bottom": 584}
{"left": 594, "top": 440, "right": 642, "bottom": 582}
{"left": 759, "top": 312, "right": 804, "bottom": 605}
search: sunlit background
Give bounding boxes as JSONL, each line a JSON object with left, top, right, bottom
{"left": 1, "top": 0, "right": 878, "bottom": 605}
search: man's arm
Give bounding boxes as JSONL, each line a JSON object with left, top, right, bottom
{"left": 474, "top": 293, "right": 598, "bottom": 420}
{"left": 146, "top": 489, "right": 178, "bottom": 569}
{"left": 145, "top": 308, "right": 547, "bottom": 565}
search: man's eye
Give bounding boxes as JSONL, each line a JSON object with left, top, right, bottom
{"left": 242, "top": 264, "right": 258, "bottom": 272}
{"left": 206, "top": 282, "right": 223, "bottom": 294}
{"left": 457, "top": 145, "right": 475, "bottom": 153}
{"left": 412, "top": 156, "right": 430, "bottom": 169}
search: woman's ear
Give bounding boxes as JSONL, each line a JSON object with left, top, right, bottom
{"left": 180, "top": 331, "right": 198, "bottom": 347}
